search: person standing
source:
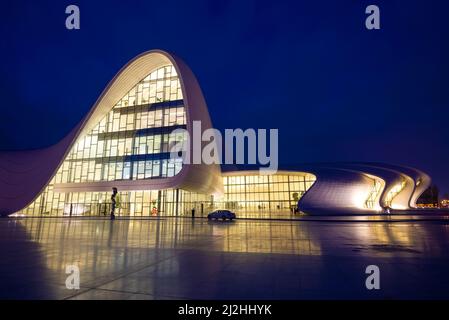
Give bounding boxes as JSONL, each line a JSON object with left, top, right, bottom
{"left": 110, "top": 187, "right": 118, "bottom": 220}
{"left": 151, "top": 206, "right": 158, "bottom": 216}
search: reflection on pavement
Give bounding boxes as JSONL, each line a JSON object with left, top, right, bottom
{"left": 0, "top": 218, "right": 448, "bottom": 299}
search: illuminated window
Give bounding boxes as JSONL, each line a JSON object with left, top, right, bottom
{"left": 20, "top": 65, "right": 188, "bottom": 216}
{"left": 385, "top": 180, "right": 406, "bottom": 208}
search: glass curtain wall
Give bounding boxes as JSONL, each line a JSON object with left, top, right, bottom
{"left": 222, "top": 173, "right": 316, "bottom": 218}
{"left": 384, "top": 179, "right": 407, "bottom": 208}
{"left": 19, "top": 65, "right": 212, "bottom": 217}
{"left": 364, "top": 178, "right": 383, "bottom": 210}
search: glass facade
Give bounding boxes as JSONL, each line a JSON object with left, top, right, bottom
{"left": 385, "top": 179, "right": 407, "bottom": 208}
{"left": 59, "top": 64, "right": 186, "bottom": 184}
{"left": 221, "top": 173, "right": 316, "bottom": 218}
{"left": 364, "top": 178, "right": 383, "bottom": 209}
{"left": 19, "top": 65, "right": 213, "bottom": 217}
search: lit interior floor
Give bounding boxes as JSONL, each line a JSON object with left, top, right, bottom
{"left": 1, "top": 217, "right": 449, "bottom": 299}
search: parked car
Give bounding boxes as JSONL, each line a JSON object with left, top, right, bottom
{"left": 207, "top": 210, "right": 236, "bottom": 221}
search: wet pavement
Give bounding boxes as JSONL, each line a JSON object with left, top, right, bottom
{"left": 1, "top": 216, "right": 449, "bottom": 299}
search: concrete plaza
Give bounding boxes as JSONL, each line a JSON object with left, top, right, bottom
{"left": 1, "top": 216, "right": 449, "bottom": 299}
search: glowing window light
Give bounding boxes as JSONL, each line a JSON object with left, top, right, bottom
{"left": 385, "top": 180, "right": 406, "bottom": 208}
{"left": 364, "top": 178, "right": 383, "bottom": 211}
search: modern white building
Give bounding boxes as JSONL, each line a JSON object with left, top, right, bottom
{"left": 0, "top": 50, "right": 431, "bottom": 217}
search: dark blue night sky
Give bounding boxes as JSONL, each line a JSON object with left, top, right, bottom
{"left": 1, "top": 0, "right": 448, "bottom": 194}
